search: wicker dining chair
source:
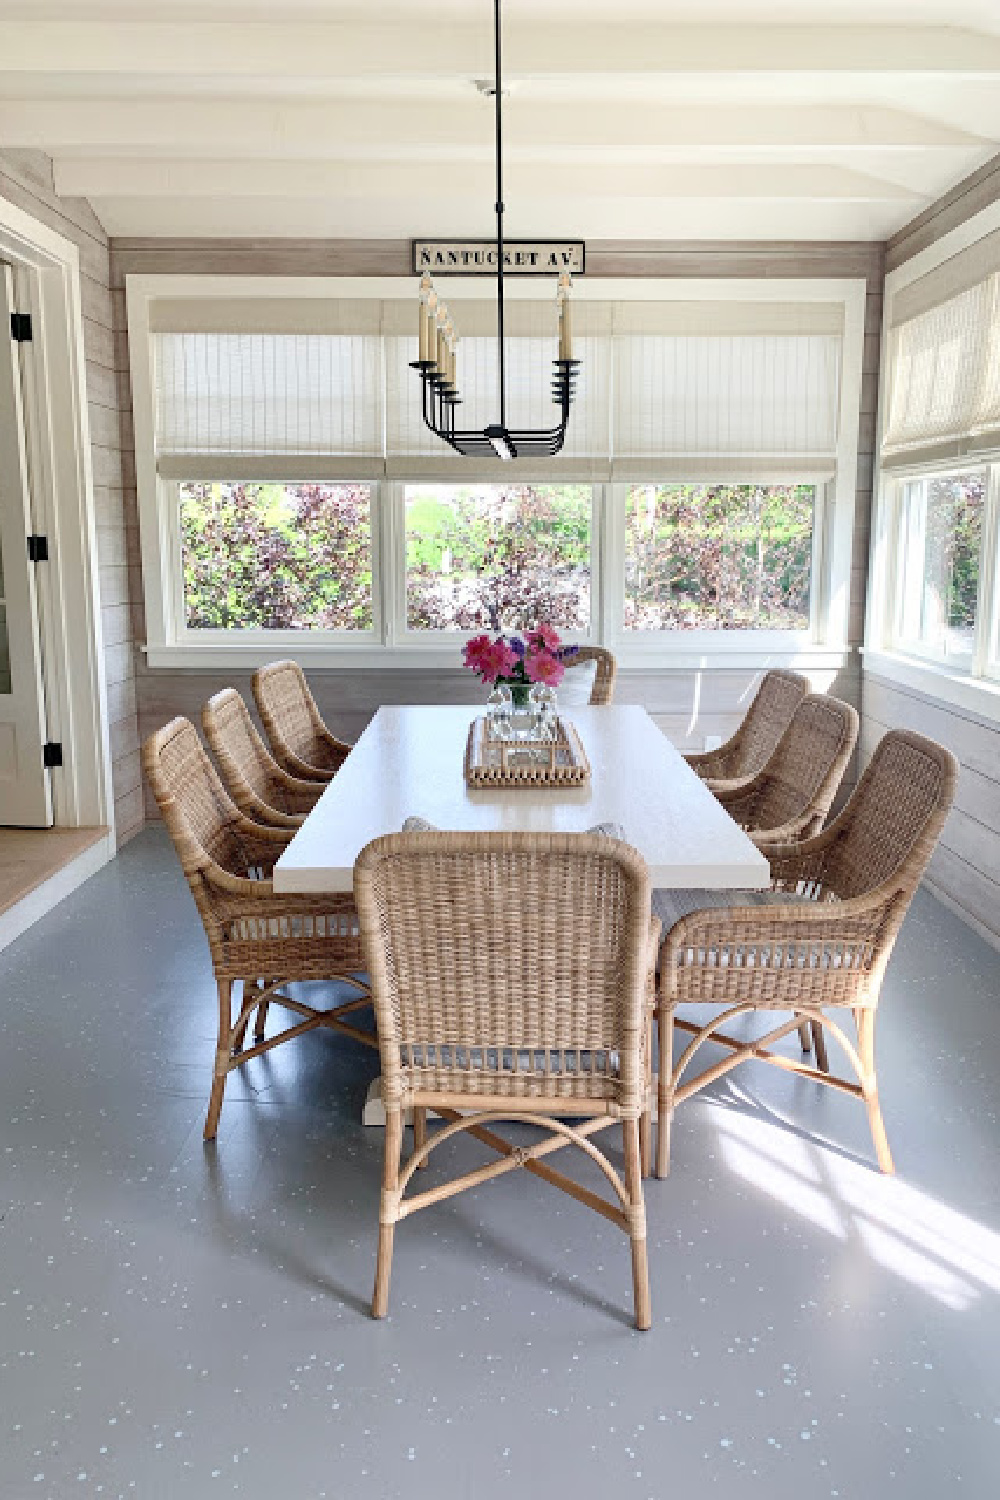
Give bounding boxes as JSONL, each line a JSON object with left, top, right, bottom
{"left": 685, "top": 668, "right": 808, "bottom": 788}
{"left": 563, "top": 645, "right": 617, "bottom": 705}
{"left": 252, "top": 659, "right": 353, "bottom": 783}
{"left": 656, "top": 729, "right": 957, "bottom": 1179}
{"left": 354, "top": 830, "right": 659, "bottom": 1329}
{"left": 714, "top": 693, "right": 858, "bottom": 851}
{"left": 202, "top": 688, "right": 323, "bottom": 830}
{"left": 143, "top": 717, "right": 375, "bottom": 1140}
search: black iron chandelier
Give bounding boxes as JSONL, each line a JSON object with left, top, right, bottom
{"left": 410, "top": 0, "right": 579, "bottom": 461}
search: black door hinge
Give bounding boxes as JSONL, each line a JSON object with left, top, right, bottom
{"left": 43, "top": 742, "right": 63, "bottom": 769}
{"left": 27, "top": 534, "right": 48, "bottom": 562}
{"left": 10, "top": 312, "right": 32, "bottom": 342}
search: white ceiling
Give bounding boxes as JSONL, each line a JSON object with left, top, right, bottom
{"left": 1, "top": 1, "right": 999, "bottom": 242}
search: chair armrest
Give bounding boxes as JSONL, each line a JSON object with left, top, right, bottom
{"left": 658, "top": 890, "right": 897, "bottom": 1009}
{"left": 319, "top": 727, "right": 353, "bottom": 772}
{"left": 277, "top": 745, "right": 335, "bottom": 783}
{"left": 235, "top": 786, "right": 306, "bottom": 830}
{"left": 713, "top": 778, "right": 763, "bottom": 827}
{"left": 684, "top": 745, "right": 734, "bottom": 780}
{"left": 752, "top": 811, "right": 826, "bottom": 852}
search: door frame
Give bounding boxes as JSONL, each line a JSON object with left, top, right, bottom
{"left": 0, "top": 193, "right": 113, "bottom": 835}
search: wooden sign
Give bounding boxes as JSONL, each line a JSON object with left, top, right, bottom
{"left": 412, "top": 241, "right": 585, "bottom": 276}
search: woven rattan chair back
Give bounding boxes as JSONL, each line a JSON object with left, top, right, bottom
{"left": 143, "top": 715, "right": 249, "bottom": 881}
{"left": 563, "top": 646, "right": 617, "bottom": 705}
{"left": 732, "top": 693, "right": 858, "bottom": 842}
{"left": 686, "top": 668, "right": 808, "bottom": 783}
{"left": 202, "top": 688, "right": 320, "bottom": 827}
{"left": 814, "top": 729, "right": 957, "bottom": 909}
{"left": 355, "top": 829, "right": 657, "bottom": 1327}
{"left": 357, "top": 830, "right": 651, "bottom": 1116}
{"left": 252, "top": 659, "right": 350, "bottom": 779}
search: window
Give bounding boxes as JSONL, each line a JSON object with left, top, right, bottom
{"left": 894, "top": 472, "right": 985, "bottom": 666}
{"left": 874, "top": 217, "right": 1000, "bottom": 701}
{"left": 404, "top": 483, "right": 592, "bottom": 634}
{"left": 129, "top": 276, "right": 864, "bottom": 663}
{"left": 623, "top": 483, "right": 815, "bottom": 632}
{"left": 179, "top": 481, "right": 374, "bottom": 633}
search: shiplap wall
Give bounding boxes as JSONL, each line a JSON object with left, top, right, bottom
{"left": 870, "top": 148, "right": 1000, "bottom": 948}
{"left": 109, "top": 237, "right": 882, "bottom": 822}
{"left": 0, "top": 150, "right": 143, "bottom": 844}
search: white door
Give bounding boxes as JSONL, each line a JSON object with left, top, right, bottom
{"left": 0, "top": 262, "right": 52, "bottom": 826}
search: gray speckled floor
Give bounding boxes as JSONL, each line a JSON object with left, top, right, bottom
{"left": 1, "top": 827, "right": 999, "bottom": 1499}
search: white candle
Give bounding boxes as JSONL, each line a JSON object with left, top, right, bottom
{"left": 559, "top": 293, "right": 572, "bottom": 362}
{"left": 436, "top": 304, "right": 448, "bottom": 376}
{"left": 419, "top": 274, "right": 433, "bottom": 363}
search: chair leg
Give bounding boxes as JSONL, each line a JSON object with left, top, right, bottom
{"left": 231, "top": 979, "right": 254, "bottom": 1053}
{"left": 857, "top": 1009, "right": 894, "bottom": 1175}
{"left": 372, "top": 1107, "right": 404, "bottom": 1318}
{"left": 254, "top": 990, "right": 270, "bottom": 1044}
{"left": 639, "top": 1012, "right": 653, "bottom": 1177}
{"left": 204, "top": 979, "right": 233, "bottom": 1141}
{"left": 811, "top": 1018, "right": 830, "bottom": 1074}
{"left": 656, "top": 1003, "right": 674, "bottom": 1179}
{"left": 797, "top": 1018, "right": 813, "bottom": 1053}
{"left": 623, "top": 1118, "right": 651, "bottom": 1331}
{"left": 413, "top": 1106, "right": 427, "bottom": 1168}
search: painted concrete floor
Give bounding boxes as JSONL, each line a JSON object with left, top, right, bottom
{"left": 1, "top": 827, "right": 999, "bottom": 1499}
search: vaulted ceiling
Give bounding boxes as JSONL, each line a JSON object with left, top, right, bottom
{"left": 2, "top": 0, "right": 1000, "bottom": 242}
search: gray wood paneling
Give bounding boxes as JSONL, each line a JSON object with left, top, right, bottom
{"left": 0, "top": 148, "right": 142, "bottom": 843}
{"left": 863, "top": 672, "right": 1000, "bottom": 946}
{"left": 887, "top": 150, "right": 1000, "bottom": 273}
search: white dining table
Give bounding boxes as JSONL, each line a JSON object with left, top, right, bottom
{"left": 274, "top": 703, "right": 770, "bottom": 1124}
{"left": 273, "top": 703, "right": 771, "bottom": 895}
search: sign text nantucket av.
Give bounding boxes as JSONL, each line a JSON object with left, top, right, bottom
{"left": 412, "top": 241, "right": 585, "bottom": 276}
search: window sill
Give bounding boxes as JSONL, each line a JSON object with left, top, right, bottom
{"left": 861, "top": 647, "right": 1000, "bottom": 727}
{"left": 143, "top": 640, "right": 853, "bottom": 673}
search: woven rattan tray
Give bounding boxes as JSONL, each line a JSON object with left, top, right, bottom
{"left": 465, "top": 715, "right": 591, "bottom": 788}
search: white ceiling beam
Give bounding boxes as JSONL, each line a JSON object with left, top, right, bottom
{"left": 52, "top": 155, "right": 920, "bottom": 202}
{"left": 83, "top": 192, "right": 908, "bottom": 244}
{"left": 0, "top": 100, "right": 986, "bottom": 156}
{"left": 6, "top": 23, "right": 1000, "bottom": 81}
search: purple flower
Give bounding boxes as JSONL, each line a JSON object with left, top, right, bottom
{"left": 509, "top": 635, "right": 526, "bottom": 658}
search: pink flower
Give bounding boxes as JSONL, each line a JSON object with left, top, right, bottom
{"left": 526, "top": 624, "right": 561, "bottom": 652}
{"left": 464, "top": 634, "right": 517, "bottom": 683}
{"left": 524, "top": 647, "right": 565, "bottom": 687}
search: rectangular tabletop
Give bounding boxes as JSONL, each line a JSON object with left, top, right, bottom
{"left": 274, "top": 704, "right": 770, "bottom": 895}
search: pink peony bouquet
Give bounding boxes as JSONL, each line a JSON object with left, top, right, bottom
{"left": 462, "top": 626, "right": 578, "bottom": 703}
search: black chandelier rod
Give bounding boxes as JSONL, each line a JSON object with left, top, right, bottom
{"left": 494, "top": 0, "right": 506, "bottom": 431}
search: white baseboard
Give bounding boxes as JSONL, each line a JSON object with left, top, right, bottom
{"left": 0, "top": 831, "right": 114, "bottom": 952}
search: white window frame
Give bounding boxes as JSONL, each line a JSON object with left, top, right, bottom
{"left": 884, "top": 464, "right": 994, "bottom": 674}
{"left": 867, "top": 196, "right": 1000, "bottom": 727}
{"left": 129, "top": 273, "right": 864, "bottom": 673}
{"left": 387, "top": 478, "right": 601, "bottom": 650}
{"left": 168, "top": 477, "right": 383, "bottom": 648}
{"left": 604, "top": 477, "right": 830, "bottom": 656}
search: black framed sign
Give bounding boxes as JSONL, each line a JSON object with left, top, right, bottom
{"left": 412, "top": 241, "right": 585, "bottom": 276}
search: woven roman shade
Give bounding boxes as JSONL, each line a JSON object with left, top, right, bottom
{"left": 883, "top": 230, "right": 1000, "bottom": 470}
{"left": 151, "top": 298, "right": 384, "bottom": 481}
{"left": 148, "top": 291, "right": 848, "bottom": 484}
{"left": 610, "top": 301, "right": 844, "bottom": 482}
